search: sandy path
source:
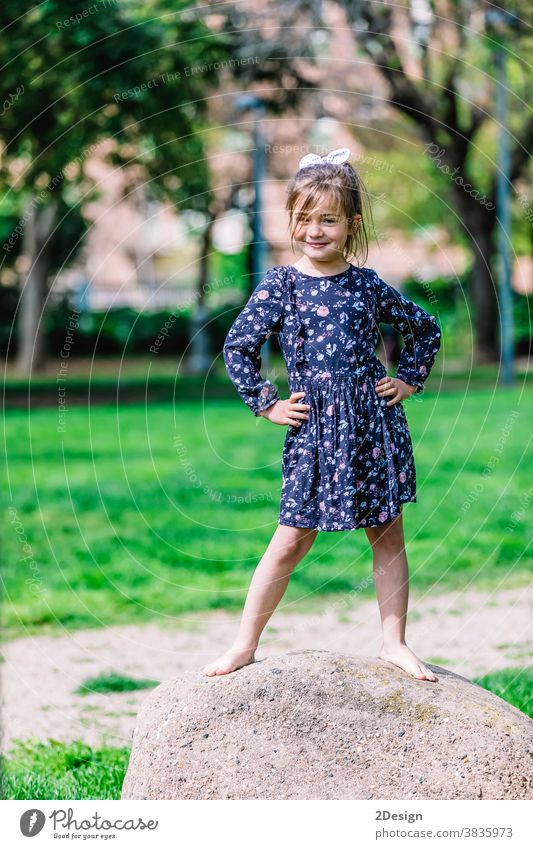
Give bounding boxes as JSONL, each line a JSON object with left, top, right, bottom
{"left": 2, "top": 585, "right": 531, "bottom": 753}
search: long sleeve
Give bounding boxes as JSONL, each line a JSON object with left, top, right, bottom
{"left": 223, "top": 267, "right": 285, "bottom": 416}
{"left": 369, "top": 268, "right": 442, "bottom": 395}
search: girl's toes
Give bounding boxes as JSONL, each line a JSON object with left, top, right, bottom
{"left": 421, "top": 665, "right": 436, "bottom": 681}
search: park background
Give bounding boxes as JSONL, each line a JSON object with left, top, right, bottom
{"left": 1, "top": 0, "right": 532, "bottom": 799}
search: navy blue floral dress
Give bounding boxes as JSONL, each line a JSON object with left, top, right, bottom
{"left": 223, "top": 264, "right": 442, "bottom": 531}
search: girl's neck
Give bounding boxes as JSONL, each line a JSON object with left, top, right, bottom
{"left": 291, "top": 259, "right": 351, "bottom": 277}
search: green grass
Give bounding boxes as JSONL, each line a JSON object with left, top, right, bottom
{"left": 473, "top": 668, "right": 533, "bottom": 718}
{"left": 0, "top": 739, "right": 130, "bottom": 800}
{"left": 2, "top": 386, "right": 532, "bottom": 639}
{"left": 2, "top": 666, "right": 531, "bottom": 800}
{"left": 74, "top": 672, "right": 160, "bottom": 695}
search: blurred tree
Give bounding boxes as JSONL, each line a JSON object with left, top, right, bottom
{"left": 199, "top": 0, "right": 322, "bottom": 115}
{"left": 339, "top": 0, "right": 532, "bottom": 362}
{"left": 0, "top": 0, "right": 228, "bottom": 373}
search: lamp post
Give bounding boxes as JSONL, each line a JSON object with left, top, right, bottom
{"left": 485, "top": 8, "right": 520, "bottom": 386}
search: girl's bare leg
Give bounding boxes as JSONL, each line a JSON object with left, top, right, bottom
{"left": 365, "top": 509, "right": 437, "bottom": 682}
{"left": 201, "top": 524, "right": 318, "bottom": 676}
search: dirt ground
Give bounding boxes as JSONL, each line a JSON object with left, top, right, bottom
{"left": 2, "top": 584, "right": 532, "bottom": 753}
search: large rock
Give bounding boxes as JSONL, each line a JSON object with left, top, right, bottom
{"left": 121, "top": 650, "right": 533, "bottom": 800}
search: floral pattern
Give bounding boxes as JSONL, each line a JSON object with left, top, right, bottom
{"left": 223, "top": 264, "right": 442, "bottom": 531}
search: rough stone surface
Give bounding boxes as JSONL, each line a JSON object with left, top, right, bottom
{"left": 121, "top": 650, "right": 533, "bottom": 800}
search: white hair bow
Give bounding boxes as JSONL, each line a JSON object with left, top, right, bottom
{"left": 298, "top": 147, "right": 351, "bottom": 170}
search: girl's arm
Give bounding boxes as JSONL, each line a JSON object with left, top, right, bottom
{"left": 223, "top": 268, "right": 285, "bottom": 416}
{"left": 369, "top": 268, "right": 442, "bottom": 395}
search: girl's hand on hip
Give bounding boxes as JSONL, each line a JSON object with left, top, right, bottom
{"left": 375, "top": 376, "right": 417, "bottom": 406}
{"left": 260, "top": 391, "right": 310, "bottom": 426}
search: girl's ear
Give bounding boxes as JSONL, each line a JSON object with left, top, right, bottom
{"left": 347, "top": 215, "right": 361, "bottom": 232}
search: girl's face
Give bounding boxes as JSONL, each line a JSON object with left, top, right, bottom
{"left": 291, "top": 198, "right": 361, "bottom": 265}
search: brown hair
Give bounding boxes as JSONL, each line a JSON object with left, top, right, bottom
{"left": 285, "top": 160, "right": 375, "bottom": 265}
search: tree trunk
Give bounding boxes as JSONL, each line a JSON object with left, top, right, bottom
{"left": 450, "top": 180, "right": 500, "bottom": 364}
{"left": 188, "top": 214, "right": 215, "bottom": 375}
{"left": 468, "top": 224, "right": 500, "bottom": 364}
{"left": 197, "top": 214, "right": 214, "bottom": 308}
{"left": 16, "top": 201, "right": 57, "bottom": 375}
{"left": 133, "top": 183, "right": 157, "bottom": 302}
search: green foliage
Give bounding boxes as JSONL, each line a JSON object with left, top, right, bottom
{"left": 0, "top": 284, "right": 19, "bottom": 358}
{"left": 513, "top": 293, "right": 533, "bottom": 356}
{"left": 402, "top": 274, "right": 461, "bottom": 315}
{"left": 46, "top": 302, "right": 192, "bottom": 357}
{"left": 75, "top": 672, "right": 159, "bottom": 695}
{"left": 0, "top": 0, "right": 227, "bottom": 203}
{"left": 0, "top": 0, "right": 229, "bottom": 289}
{"left": 2, "top": 296, "right": 268, "bottom": 360}
{"left": 401, "top": 270, "right": 532, "bottom": 358}
{"left": 401, "top": 272, "right": 467, "bottom": 358}
{"left": 1, "top": 739, "right": 130, "bottom": 800}
{"left": 209, "top": 248, "right": 250, "bottom": 300}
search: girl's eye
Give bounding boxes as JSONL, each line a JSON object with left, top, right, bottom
{"left": 296, "top": 217, "right": 338, "bottom": 224}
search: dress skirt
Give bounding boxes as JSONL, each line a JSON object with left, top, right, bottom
{"left": 279, "top": 368, "right": 416, "bottom": 531}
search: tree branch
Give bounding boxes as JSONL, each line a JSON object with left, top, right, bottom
{"left": 346, "top": 2, "right": 440, "bottom": 144}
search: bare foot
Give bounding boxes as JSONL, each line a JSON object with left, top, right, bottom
{"left": 379, "top": 643, "right": 438, "bottom": 682}
{"left": 201, "top": 646, "right": 256, "bottom": 677}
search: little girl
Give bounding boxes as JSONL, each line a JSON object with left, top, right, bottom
{"left": 202, "top": 148, "right": 442, "bottom": 682}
